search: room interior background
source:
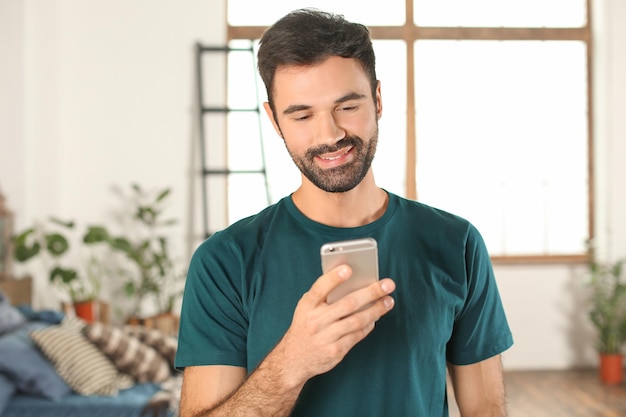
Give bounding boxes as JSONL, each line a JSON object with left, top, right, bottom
{"left": 0, "top": 0, "right": 625, "bottom": 372}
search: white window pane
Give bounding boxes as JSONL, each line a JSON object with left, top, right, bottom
{"left": 228, "top": 174, "right": 271, "bottom": 222}
{"left": 226, "top": 113, "right": 265, "bottom": 171}
{"left": 226, "top": 42, "right": 265, "bottom": 173}
{"left": 415, "top": 40, "right": 589, "bottom": 256}
{"left": 226, "top": 39, "right": 314, "bottom": 223}
{"left": 228, "top": 1, "right": 405, "bottom": 26}
{"left": 226, "top": 41, "right": 292, "bottom": 224}
{"left": 414, "top": 0, "right": 587, "bottom": 28}
{"left": 372, "top": 40, "right": 407, "bottom": 197}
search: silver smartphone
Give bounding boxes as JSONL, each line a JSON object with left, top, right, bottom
{"left": 320, "top": 237, "right": 379, "bottom": 304}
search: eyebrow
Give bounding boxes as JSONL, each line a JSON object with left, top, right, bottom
{"left": 282, "top": 92, "right": 367, "bottom": 116}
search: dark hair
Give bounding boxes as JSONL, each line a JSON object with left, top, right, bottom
{"left": 257, "top": 8, "right": 377, "bottom": 115}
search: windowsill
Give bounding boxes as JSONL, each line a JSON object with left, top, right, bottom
{"left": 491, "top": 254, "right": 588, "bottom": 265}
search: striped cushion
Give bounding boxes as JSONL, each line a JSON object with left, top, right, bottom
{"left": 123, "top": 324, "right": 178, "bottom": 369}
{"left": 84, "top": 322, "right": 170, "bottom": 383}
{"left": 30, "top": 317, "right": 133, "bottom": 396}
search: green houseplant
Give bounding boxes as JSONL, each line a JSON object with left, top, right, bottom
{"left": 586, "top": 240, "right": 626, "bottom": 384}
{"left": 13, "top": 218, "right": 110, "bottom": 321}
{"left": 92, "top": 184, "right": 184, "bottom": 326}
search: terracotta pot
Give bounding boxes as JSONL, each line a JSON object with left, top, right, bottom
{"left": 599, "top": 353, "right": 624, "bottom": 385}
{"left": 73, "top": 300, "right": 97, "bottom": 323}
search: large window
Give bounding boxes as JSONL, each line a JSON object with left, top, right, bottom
{"left": 218, "top": 0, "right": 592, "bottom": 262}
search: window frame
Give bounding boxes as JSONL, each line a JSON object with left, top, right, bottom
{"left": 226, "top": 0, "right": 594, "bottom": 264}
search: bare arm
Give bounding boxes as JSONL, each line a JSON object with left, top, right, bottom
{"left": 179, "top": 358, "right": 302, "bottom": 417}
{"left": 447, "top": 355, "right": 507, "bottom": 417}
{"left": 179, "top": 265, "right": 396, "bottom": 417}
{"left": 180, "top": 365, "right": 246, "bottom": 416}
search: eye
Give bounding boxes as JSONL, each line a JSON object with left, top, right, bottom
{"left": 293, "top": 114, "right": 310, "bottom": 121}
{"left": 338, "top": 104, "right": 358, "bottom": 112}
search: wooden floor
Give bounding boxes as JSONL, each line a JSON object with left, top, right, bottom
{"left": 448, "top": 369, "right": 626, "bottom": 417}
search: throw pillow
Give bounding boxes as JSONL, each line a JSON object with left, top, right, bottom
{"left": 30, "top": 317, "right": 133, "bottom": 396}
{"left": 84, "top": 322, "right": 170, "bottom": 383}
{"left": 123, "top": 325, "right": 178, "bottom": 369}
{"left": 0, "top": 321, "right": 71, "bottom": 400}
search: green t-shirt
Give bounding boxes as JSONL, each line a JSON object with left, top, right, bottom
{"left": 176, "top": 192, "right": 513, "bottom": 416}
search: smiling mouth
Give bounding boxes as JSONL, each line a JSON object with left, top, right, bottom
{"left": 317, "top": 146, "right": 354, "bottom": 161}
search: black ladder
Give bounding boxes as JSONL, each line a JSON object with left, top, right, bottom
{"left": 195, "top": 42, "right": 270, "bottom": 238}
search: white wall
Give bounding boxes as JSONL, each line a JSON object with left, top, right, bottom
{"left": 0, "top": 0, "right": 223, "bottom": 309}
{"left": 0, "top": 0, "right": 624, "bottom": 370}
{"left": 0, "top": 0, "right": 25, "bottom": 214}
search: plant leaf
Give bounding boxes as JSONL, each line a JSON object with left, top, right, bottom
{"left": 83, "top": 225, "right": 110, "bottom": 243}
{"left": 45, "top": 233, "right": 69, "bottom": 256}
{"left": 155, "top": 188, "right": 171, "bottom": 203}
{"left": 14, "top": 241, "right": 40, "bottom": 262}
{"left": 110, "top": 237, "right": 133, "bottom": 253}
{"left": 50, "top": 266, "right": 77, "bottom": 284}
{"left": 49, "top": 217, "right": 75, "bottom": 229}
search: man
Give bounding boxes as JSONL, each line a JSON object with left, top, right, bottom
{"left": 176, "top": 8, "right": 513, "bottom": 417}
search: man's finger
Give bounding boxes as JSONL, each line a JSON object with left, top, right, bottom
{"left": 305, "top": 264, "right": 352, "bottom": 305}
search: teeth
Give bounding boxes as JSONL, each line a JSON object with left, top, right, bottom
{"left": 320, "top": 147, "right": 350, "bottom": 161}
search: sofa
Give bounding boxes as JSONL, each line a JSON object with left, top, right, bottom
{"left": 0, "top": 289, "right": 180, "bottom": 417}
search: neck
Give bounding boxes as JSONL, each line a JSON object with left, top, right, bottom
{"left": 291, "top": 171, "right": 388, "bottom": 228}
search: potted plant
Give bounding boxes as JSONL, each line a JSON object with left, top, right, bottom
{"left": 13, "top": 218, "right": 111, "bottom": 322}
{"left": 92, "top": 184, "right": 184, "bottom": 333}
{"left": 586, "top": 240, "right": 626, "bottom": 384}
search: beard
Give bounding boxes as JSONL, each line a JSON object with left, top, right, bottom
{"left": 285, "top": 127, "right": 379, "bottom": 193}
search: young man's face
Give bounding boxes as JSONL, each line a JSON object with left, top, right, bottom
{"left": 264, "top": 56, "right": 382, "bottom": 193}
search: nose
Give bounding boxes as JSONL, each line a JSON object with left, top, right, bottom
{"left": 315, "top": 111, "right": 345, "bottom": 145}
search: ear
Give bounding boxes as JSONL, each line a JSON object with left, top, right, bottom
{"left": 375, "top": 81, "right": 383, "bottom": 120}
{"left": 263, "top": 102, "right": 283, "bottom": 138}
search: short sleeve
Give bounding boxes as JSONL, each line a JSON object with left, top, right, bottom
{"left": 175, "top": 234, "right": 249, "bottom": 369}
{"left": 446, "top": 225, "right": 513, "bottom": 365}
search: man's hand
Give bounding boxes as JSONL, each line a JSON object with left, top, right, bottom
{"left": 265, "top": 264, "right": 396, "bottom": 390}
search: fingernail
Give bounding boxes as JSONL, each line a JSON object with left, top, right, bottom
{"left": 384, "top": 297, "right": 395, "bottom": 309}
{"left": 381, "top": 281, "right": 393, "bottom": 293}
{"left": 338, "top": 266, "right": 349, "bottom": 278}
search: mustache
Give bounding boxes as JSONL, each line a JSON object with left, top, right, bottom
{"left": 305, "top": 136, "right": 363, "bottom": 159}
